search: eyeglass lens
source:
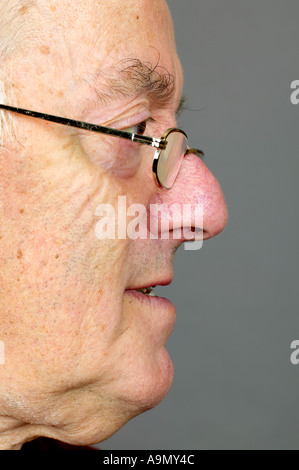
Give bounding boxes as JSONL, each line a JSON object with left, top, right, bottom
{"left": 156, "top": 131, "right": 188, "bottom": 189}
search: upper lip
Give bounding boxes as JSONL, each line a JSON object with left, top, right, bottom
{"left": 125, "top": 277, "right": 173, "bottom": 291}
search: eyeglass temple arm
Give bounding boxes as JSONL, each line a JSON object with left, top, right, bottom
{"left": 0, "top": 104, "right": 165, "bottom": 150}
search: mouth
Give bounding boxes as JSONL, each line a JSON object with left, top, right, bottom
{"left": 135, "top": 286, "right": 157, "bottom": 296}
{"left": 124, "top": 278, "right": 173, "bottom": 303}
{"left": 124, "top": 279, "right": 176, "bottom": 343}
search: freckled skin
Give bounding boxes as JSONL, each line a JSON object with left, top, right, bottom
{"left": 19, "top": 5, "right": 29, "bottom": 15}
{"left": 0, "top": 0, "right": 227, "bottom": 448}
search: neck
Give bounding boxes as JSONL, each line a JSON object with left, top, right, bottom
{"left": 0, "top": 374, "right": 61, "bottom": 449}
{"left": 0, "top": 417, "right": 35, "bottom": 450}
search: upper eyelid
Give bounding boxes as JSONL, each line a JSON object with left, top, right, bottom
{"left": 118, "top": 116, "right": 155, "bottom": 133}
{"left": 123, "top": 117, "right": 156, "bottom": 136}
{"left": 106, "top": 96, "right": 182, "bottom": 129}
{"left": 122, "top": 116, "right": 157, "bottom": 129}
{"left": 147, "top": 96, "right": 185, "bottom": 125}
{"left": 107, "top": 114, "right": 147, "bottom": 129}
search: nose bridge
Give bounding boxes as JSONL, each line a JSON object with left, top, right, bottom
{"left": 160, "top": 153, "right": 228, "bottom": 239}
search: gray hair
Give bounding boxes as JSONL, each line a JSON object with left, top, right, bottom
{"left": 0, "top": 0, "right": 37, "bottom": 62}
{"left": 0, "top": 80, "right": 17, "bottom": 148}
{"left": 0, "top": 0, "right": 37, "bottom": 148}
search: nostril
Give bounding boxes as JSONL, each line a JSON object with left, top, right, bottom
{"left": 190, "top": 226, "right": 205, "bottom": 233}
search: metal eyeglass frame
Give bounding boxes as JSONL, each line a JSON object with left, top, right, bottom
{"left": 0, "top": 104, "right": 204, "bottom": 189}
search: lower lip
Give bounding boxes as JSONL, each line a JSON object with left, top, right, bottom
{"left": 124, "top": 289, "right": 174, "bottom": 309}
{"left": 124, "top": 290, "right": 176, "bottom": 346}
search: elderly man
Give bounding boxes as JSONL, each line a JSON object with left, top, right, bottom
{"left": 0, "top": 0, "right": 227, "bottom": 450}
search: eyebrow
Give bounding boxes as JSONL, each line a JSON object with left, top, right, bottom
{"left": 92, "top": 58, "right": 181, "bottom": 113}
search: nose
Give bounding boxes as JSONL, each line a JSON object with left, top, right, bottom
{"left": 157, "top": 152, "right": 228, "bottom": 240}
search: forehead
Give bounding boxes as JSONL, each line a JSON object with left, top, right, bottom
{"left": 56, "top": 0, "right": 182, "bottom": 101}
{"left": 11, "top": 1, "right": 183, "bottom": 116}
{"left": 94, "top": 0, "right": 176, "bottom": 60}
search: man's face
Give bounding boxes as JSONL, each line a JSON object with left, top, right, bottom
{"left": 0, "top": 0, "right": 227, "bottom": 445}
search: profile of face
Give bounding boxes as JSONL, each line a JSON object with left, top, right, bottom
{"left": 0, "top": 0, "right": 227, "bottom": 449}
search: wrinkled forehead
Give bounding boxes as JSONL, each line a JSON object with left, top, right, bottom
{"left": 46, "top": 2, "right": 172, "bottom": 77}
{"left": 9, "top": 0, "right": 182, "bottom": 116}
{"left": 57, "top": 0, "right": 178, "bottom": 78}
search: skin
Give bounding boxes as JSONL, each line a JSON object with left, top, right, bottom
{"left": 0, "top": 0, "right": 227, "bottom": 449}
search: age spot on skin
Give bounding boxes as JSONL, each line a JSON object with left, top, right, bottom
{"left": 17, "top": 249, "right": 23, "bottom": 259}
{"left": 19, "top": 6, "right": 28, "bottom": 15}
{"left": 39, "top": 46, "right": 51, "bottom": 55}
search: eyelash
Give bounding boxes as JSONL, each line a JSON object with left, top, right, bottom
{"left": 125, "top": 117, "right": 155, "bottom": 136}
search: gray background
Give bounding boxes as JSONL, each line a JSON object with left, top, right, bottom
{"left": 101, "top": 0, "right": 299, "bottom": 450}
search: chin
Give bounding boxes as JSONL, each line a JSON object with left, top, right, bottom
{"left": 129, "top": 347, "right": 175, "bottom": 412}
{"left": 156, "top": 347, "right": 175, "bottom": 402}
{"left": 48, "top": 349, "right": 174, "bottom": 448}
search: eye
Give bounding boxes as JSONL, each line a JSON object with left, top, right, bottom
{"left": 124, "top": 120, "right": 148, "bottom": 136}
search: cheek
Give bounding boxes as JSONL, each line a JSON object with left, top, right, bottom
{"left": 78, "top": 132, "right": 143, "bottom": 178}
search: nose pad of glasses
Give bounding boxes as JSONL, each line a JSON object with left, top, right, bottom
{"left": 185, "top": 148, "right": 205, "bottom": 159}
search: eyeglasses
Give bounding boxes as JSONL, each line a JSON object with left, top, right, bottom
{"left": 0, "top": 104, "right": 204, "bottom": 190}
